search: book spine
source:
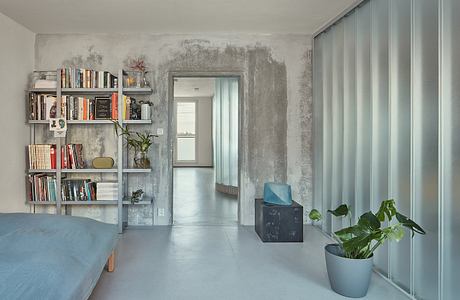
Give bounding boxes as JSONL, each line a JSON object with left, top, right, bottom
{"left": 50, "top": 145, "right": 56, "bottom": 169}
{"left": 111, "top": 93, "right": 118, "bottom": 120}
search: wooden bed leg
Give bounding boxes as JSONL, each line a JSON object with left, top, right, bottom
{"left": 107, "top": 251, "right": 115, "bottom": 272}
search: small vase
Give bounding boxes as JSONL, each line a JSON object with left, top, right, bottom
{"left": 134, "top": 151, "right": 150, "bottom": 169}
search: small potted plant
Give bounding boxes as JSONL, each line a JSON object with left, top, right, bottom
{"left": 113, "top": 121, "right": 157, "bottom": 168}
{"left": 308, "top": 199, "right": 425, "bottom": 298}
{"left": 129, "top": 189, "right": 144, "bottom": 204}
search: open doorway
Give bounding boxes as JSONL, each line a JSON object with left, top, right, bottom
{"left": 172, "top": 77, "right": 239, "bottom": 225}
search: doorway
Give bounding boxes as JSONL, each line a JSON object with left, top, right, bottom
{"left": 171, "top": 76, "right": 239, "bottom": 225}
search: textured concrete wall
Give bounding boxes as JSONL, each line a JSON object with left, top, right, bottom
{"left": 34, "top": 34, "right": 312, "bottom": 225}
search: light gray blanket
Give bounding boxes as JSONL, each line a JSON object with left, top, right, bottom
{"left": 0, "top": 213, "right": 118, "bottom": 300}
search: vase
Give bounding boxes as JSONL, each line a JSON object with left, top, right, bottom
{"left": 324, "top": 244, "right": 374, "bottom": 298}
{"left": 134, "top": 151, "right": 150, "bottom": 169}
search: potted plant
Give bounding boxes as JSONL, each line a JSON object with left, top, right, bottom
{"left": 113, "top": 121, "right": 157, "bottom": 168}
{"left": 308, "top": 199, "right": 425, "bottom": 298}
{"left": 129, "top": 189, "right": 144, "bottom": 204}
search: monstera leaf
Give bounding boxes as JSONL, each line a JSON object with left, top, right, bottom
{"left": 307, "top": 200, "right": 426, "bottom": 259}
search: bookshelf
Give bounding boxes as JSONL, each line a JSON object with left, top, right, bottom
{"left": 27, "top": 69, "right": 154, "bottom": 233}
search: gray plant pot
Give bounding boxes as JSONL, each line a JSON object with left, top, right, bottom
{"left": 324, "top": 244, "right": 374, "bottom": 298}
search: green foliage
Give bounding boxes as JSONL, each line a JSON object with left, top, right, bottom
{"left": 309, "top": 209, "right": 322, "bottom": 222}
{"left": 113, "top": 121, "right": 157, "bottom": 153}
{"left": 307, "top": 199, "right": 426, "bottom": 259}
{"left": 130, "top": 189, "right": 144, "bottom": 204}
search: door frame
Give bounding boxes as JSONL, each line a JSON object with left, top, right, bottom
{"left": 168, "top": 71, "right": 244, "bottom": 225}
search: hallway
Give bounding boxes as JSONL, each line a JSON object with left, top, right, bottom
{"left": 173, "top": 168, "right": 238, "bottom": 225}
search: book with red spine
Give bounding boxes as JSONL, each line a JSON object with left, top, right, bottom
{"left": 50, "top": 145, "right": 56, "bottom": 169}
{"left": 111, "top": 93, "right": 118, "bottom": 120}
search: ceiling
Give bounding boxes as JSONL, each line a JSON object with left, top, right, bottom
{"left": 0, "top": 0, "right": 356, "bottom": 34}
{"left": 174, "top": 78, "right": 215, "bottom": 98}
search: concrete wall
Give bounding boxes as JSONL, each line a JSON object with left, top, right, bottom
{"left": 34, "top": 34, "right": 312, "bottom": 225}
{"left": 174, "top": 97, "right": 213, "bottom": 167}
{"left": 0, "top": 12, "right": 35, "bottom": 212}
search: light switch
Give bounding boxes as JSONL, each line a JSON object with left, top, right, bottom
{"left": 156, "top": 128, "right": 164, "bottom": 135}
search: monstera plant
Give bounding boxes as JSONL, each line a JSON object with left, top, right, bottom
{"left": 309, "top": 199, "right": 425, "bottom": 298}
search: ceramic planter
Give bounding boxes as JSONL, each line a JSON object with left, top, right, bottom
{"left": 324, "top": 244, "right": 374, "bottom": 298}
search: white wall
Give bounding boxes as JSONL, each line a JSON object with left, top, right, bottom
{"left": 174, "top": 97, "right": 213, "bottom": 167}
{"left": 0, "top": 12, "right": 35, "bottom": 212}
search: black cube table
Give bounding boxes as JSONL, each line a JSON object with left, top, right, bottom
{"left": 255, "top": 198, "right": 303, "bottom": 242}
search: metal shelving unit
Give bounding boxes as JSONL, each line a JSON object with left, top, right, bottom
{"left": 27, "top": 69, "right": 154, "bottom": 233}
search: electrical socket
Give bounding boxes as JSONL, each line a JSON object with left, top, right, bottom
{"left": 158, "top": 208, "right": 165, "bottom": 217}
{"left": 156, "top": 128, "right": 164, "bottom": 135}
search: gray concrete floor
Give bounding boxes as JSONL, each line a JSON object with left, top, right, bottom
{"left": 173, "top": 167, "right": 238, "bottom": 226}
{"left": 90, "top": 226, "right": 407, "bottom": 300}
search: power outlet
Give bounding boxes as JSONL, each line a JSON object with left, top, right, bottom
{"left": 158, "top": 208, "right": 165, "bottom": 217}
{"left": 156, "top": 128, "right": 164, "bottom": 136}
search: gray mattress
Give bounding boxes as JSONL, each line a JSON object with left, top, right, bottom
{"left": 0, "top": 213, "right": 118, "bottom": 300}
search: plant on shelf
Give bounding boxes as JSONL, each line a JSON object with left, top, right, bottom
{"left": 129, "top": 189, "right": 144, "bottom": 204}
{"left": 113, "top": 121, "right": 157, "bottom": 168}
{"left": 308, "top": 199, "right": 425, "bottom": 298}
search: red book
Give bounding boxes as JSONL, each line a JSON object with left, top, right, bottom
{"left": 67, "top": 144, "right": 75, "bottom": 169}
{"left": 61, "top": 146, "right": 67, "bottom": 169}
{"left": 111, "top": 93, "right": 118, "bottom": 120}
{"left": 50, "top": 145, "right": 56, "bottom": 169}
{"left": 83, "top": 98, "right": 87, "bottom": 120}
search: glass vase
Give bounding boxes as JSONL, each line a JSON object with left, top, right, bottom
{"left": 134, "top": 151, "right": 150, "bottom": 169}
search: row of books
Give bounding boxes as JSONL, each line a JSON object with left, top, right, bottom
{"left": 29, "top": 93, "right": 142, "bottom": 120}
{"left": 28, "top": 174, "right": 57, "bottom": 202}
{"left": 61, "top": 68, "right": 118, "bottom": 89}
{"left": 28, "top": 177, "right": 119, "bottom": 202}
{"left": 28, "top": 144, "right": 56, "bottom": 169}
{"left": 28, "top": 144, "right": 85, "bottom": 170}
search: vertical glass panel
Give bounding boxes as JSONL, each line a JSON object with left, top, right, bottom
{"left": 313, "top": 35, "right": 324, "bottom": 226}
{"left": 214, "top": 78, "right": 239, "bottom": 187}
{"left": 412, "top": 0, "right": 439, "bottom": 299}
{"left": 388, "top": 0, "right": 412, "bottom": 292}
{"left": 342, "top": 12, "right": 357, "bottom": 228}
{"left": 177, "top": 138, "right": 196, "bottom": 161}
{"left": 370, "top": 0, "right": 389, "bottom": 276}
{"left": 441, "top": 0, "right": 460, "bottom": 299}
{"left": 331, "top": 21, "right": 344, "bottom": 233}
{"left": 322, "top": 30, "right": 333, "bottom": 234}
{"left": 177, "top": 102, "right": 196, "bottom": 162}
{"left": 177, "top": 102, "right": 196, "bottom": 135}
{"left": 355, "top": 2, "right": 372, "bottom": 221}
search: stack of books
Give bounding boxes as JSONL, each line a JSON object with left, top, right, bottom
{"left": 61, "top": 144, "right": 86, "bottom": 169}
{"left": 28, "top": 174, "right": 57, "bottom": 202}
{"left": 61, "top": 68, "right": 118, "bottom": 89}
{"left": 29, "top": 94, "right": 57, "bottom": 120}
{"left": 61, "top": 179, "right": 96, "bottom": 201}
{"left": 96, "top": 182, "right": 118, "bottom": 200}
{"left": 28, "top": 144, "right": 57, "bottom": 169}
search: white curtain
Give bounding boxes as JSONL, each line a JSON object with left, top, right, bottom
{"left": 213, "top": 78, "right": 238, "bottom": 187}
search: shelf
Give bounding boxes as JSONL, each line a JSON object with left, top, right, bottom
{"left": 122, "top": 196, "right": 153, "bottom": 205}
{"left": 28, "top": 119, "right": 151, "bottom": 125}
{"left": 123, "top": 169, "right": 151, "bottom": 173}
{"left": 123, "top": 120, "right": 152, "bottom": 124}
{"left": 61, "top": 200, "right": 117, "bottom": 205}
{"left": 28, "top": 201, "right": 56, "bottom": 205}
{"left": 28, "top": 169, "right": 57, "bottom": 173}
{"left": 61, "top": 88, "right": 117, "bottom": 95}
{"left": 28, "top": 88, "right": 57, "bottom": 93}
{"left": 62, "top": 169, "right": 117, "bottom": 173}
{"left": 122, "top": 87, "right": 153, "bottom": 95}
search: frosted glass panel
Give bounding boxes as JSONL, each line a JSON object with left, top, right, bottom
{"left": 412, "top": 0, "right": 439, "bottom": 299}
{"left": 321, "top": 30, "right": 333, "bottom": 234}
{"left": 370, "top": 0, "right": 389, "bottom": 276}
{"left": 388, "top": 0, "right": 411, "bottom": 292}
{"left": 342, "top": 12, "right": 356, "bottom": 227}
{"left": 441, "top": 0, "right": 460, "bottom": 299}
{"left": 331, "top": 21, "right": 344, "bottom": 233}
{"left": 177, "top": 102, "right": 196, "bottom": 135}
{"left": 214, "top": 78, "right": 238, "bottom": 187}
{"left": 177, "top": 138, "right": 196, "bottom": 161}
{"left": 313, "top": 35, "right": 323, "bottom": 225}
{"left": 354, "top": 2, "right": 372, "bottom": 221}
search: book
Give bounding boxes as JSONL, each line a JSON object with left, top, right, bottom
{"left": 60, "top": 68, "right": 117, "bottom": 88}
{"left": 28, "top": 173, "right": 57, "bottom": 202}
{"left": 62, "top": 143, "right": 86, "bottom": 169}
{"left": 28, "top": 144, "right": 56, "bottom": 170}
{"left": 95, "top": 97, "right": 112, "bottom": 119}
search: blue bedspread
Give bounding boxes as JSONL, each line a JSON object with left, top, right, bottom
{"left": 0, "top": 213, "right": 118, "bottom": 300}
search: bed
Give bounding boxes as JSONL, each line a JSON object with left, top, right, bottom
{"left": 0, "top": 213, "right": 118, "bottom": 300}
